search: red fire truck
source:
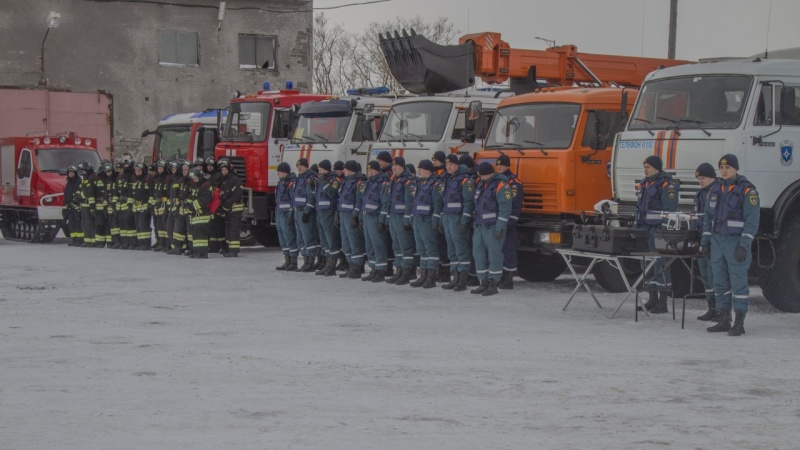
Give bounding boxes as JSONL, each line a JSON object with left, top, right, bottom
{"left": 0, "top": 132, "right": 101, "bottom": 242}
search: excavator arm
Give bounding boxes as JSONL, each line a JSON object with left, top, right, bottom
{"left": 380, "top": 30, "right": 692, "bottom": 95}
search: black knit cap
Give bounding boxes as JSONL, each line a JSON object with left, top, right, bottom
{"left": 719, "top": 153, "right": 739, "bottom": 170}
{"left": 406, "top": 164, "right": 416, "bottom": 174}
{"left": 417, "top": 159, "right": 434, "bottom": 172}
{"left": 318, "top": 159, "right": 332, "bottom": 172}
{"left": 333, "top": 160, "right": 344, "bottom": 171}
{"left": 376, "top": 151, "right": 392, "bottom": 163}
{"left": 458, "top": 155, "right": 474, "bottom": 168}
{"left": 368, "top": 160, "right": 381, "bottom": 171}
{"left": 344, "top": 160, "right": 359, "bottom": 172}
{"left": 496, "top": 154, "right": 511, "bottom": 166}
{"left": 432, "top": 151, "right": 446, "bottom": 164}
{"left": 277, "top": 162, "right": 291, "bottom": 174}
{"left": 296, "top": 158, "right": 309, "bottom": 168}
{"left": 393, "top": 156, "right": 406, "bottom": 167}
{"left": 446, "top": 154, "right": 459, "bottom": 165}
{"left": 644, "top": 155, "right": 663, "bottom": 172}
{"left": 310, "top": 163, "right": 318, "bottom": 173}
{"left": 478, "top": 161, "right": 495, "bottom": 176}
{"left": 695, "top": 162, "right": 716, "bottom": 179}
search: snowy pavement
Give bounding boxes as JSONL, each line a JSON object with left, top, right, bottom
{"left": 1, "top": 240, "right": 798, "bottom": 449}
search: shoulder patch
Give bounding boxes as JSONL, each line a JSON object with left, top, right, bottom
{"left": 512, "top": 188, "right": 518, "bottom": 198}
{"left": 467, "top": 184, "right": 474, "bottom": 192}
{"left": 749, "top": 192, "right": 759, "bottom": 206}
{"left": 359, "top": 183, "right": 366, "bottom": 193}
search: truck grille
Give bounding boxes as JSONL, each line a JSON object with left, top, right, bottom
{"left": 522, "top": 184, "right": 558, "bottom": 212}
{"left": 229, "top": 157, "right": 246, "bottom": 184}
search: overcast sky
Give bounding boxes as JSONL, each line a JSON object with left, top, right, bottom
{"left": 316, "top": 0, "right": 800, "bottom": 61}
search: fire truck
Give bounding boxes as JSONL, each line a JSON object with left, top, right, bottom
{"left": 143, "top": 109, "right": 227, "bottom": 163}
{"left": 612, "top": 58, "right": 800, "bottom": 312}
{"left": 0, "top": 132, "right": 101, "bottom": 242}
{"left": 214, "top": 82, "right": 329, "bottom": 246}
{"left": 380, "top": 30, "right": 690, "bottom": 284}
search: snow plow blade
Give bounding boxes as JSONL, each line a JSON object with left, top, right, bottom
{"left": 379, "top": 29, "right": 475, "bottom": 94}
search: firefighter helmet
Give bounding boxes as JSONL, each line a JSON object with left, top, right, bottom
{"left": 168, "top": 160, "right": 179, "bottom": 171}
{"left": 102, "top": 162, "right": 113, "bottom": 172}
{"left": 67, "top": 165, "right": 78, "bottom": 174}
{"left": 77, "top": 161, "right": 93, "bottom": 172}
{"left": 115, "top": 162, "right": 124, "bottom": 169}
{"left": 189, "top": 167, "right": 204, "bottom": 179}
{"left": 218, "top": 158, "right": 230, "bottom": 170}
{"left": 134, "top": 162, "right": 145, "bottom": 171}
{"left": 205, "top": 156, "right": 216, "bottom": 166}
{"left": 193, "top": 158, "right": 205, "bottom": 166}
{"left": 156, "top": 160, "right": 167, "bottom": 168}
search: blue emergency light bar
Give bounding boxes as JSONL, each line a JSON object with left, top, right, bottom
{"left": 286, "top": 80, "right": 294, "bottom": 89}
{"left": 346, "top": 86, "right": 390, "bottom": 96}
{"left": 263, "top": 81, "right": 271, "bottom": 90}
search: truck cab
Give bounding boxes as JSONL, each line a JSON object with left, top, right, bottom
{"left": 144, "top": 109, "right": 227, "bottom": 163}
{"left": 0, "top": 133, "right": 101, "bottom": 242}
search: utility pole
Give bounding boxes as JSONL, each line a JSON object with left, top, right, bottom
{"left": 668, "top": 0, "right": 678, "bottom": 59}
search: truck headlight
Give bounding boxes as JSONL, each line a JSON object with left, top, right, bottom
{"left": 536, "top": 231, "right": 562, "bottom": 245}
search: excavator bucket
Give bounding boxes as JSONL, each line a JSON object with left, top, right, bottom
{"left": 379, "top": 29, "right": 475, "bottom": 94}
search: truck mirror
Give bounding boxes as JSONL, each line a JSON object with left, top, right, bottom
{"left": 465, "top": 100, "right": 482, "bottom": 135}
{"left": 201, "top": 129, "right": 216, "bottom": 158}
{"left": 591, "top": 110, "right": 611, "bottom": 150}
{"left": 141, "top": 129, "right": 151, "bottom": 139}
{"left": 291, "top": 103, "right": 301, "bottom": 114}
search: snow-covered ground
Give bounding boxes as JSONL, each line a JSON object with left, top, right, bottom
{"left": 1, "top": 239, "right": 798, "bottom": 449}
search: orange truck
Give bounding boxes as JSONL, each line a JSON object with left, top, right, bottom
{"left": 381, "top": 31, "right": 690, "bottom": 285}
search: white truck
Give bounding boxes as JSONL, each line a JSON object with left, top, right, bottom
{"left": 611, "top": 57, "right": 800, "bottom": 312}
{"left": 142, "top": 109, "right": 227, "bottom": 163}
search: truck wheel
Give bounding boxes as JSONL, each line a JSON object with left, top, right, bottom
{"left": 517, "top": 251, "right": 566, "bottom": 282}
{"left": 252, "top": 221, "right": 279, "bottom": 247}
{"left": 759, "top": 216, "right": 800, "bottom": 313}
{"left": 239, "top": 223, "right": 257, "bottom": 247}
{"left": 592, "top": 259, "right": 641, "bottom": 293}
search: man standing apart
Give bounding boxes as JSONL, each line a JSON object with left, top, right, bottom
{"left": 471, "top": 162, "right": 512, "bottom": 296}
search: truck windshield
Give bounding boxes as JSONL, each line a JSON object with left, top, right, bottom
{"left": 485, "top": 103, "right": 580, "bottom": 149}
{"left": 35, "top": 148, "right": 101, "bottom": 174}
{"left": 379, "top": 101, "right": 452, "bottom": 142}
{"left": 156, "top": 126, "right": 191, "bottom": 160}
{"left": 223, "top": 102, "right": 270, "bottom": 141}
{"left": 292, "top": 114, "right": 351, "bottom": 144}
{"left": 630, "top": 75, "right": 752, "bottom": 131}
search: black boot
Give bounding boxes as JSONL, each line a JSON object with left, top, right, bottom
{"left": 471, "top": 280, "right": 488, "bottom": 295}
{"left": 643, "top": 291, "right": 658, "bottom": 311}
{"left": 409, "top": 264, "right": 418, "bottom": 280}
{"left": 650, "top": 291, "right": 669, "bottom": 314}
{"left": 362, "top": 270, "right": 377, "bottom": 282}
{"left": 697, "top": 298, "right": 717, "bottom": 321}
{"left": 301, "top": 256, "right": 316, "bottom": 272}
{"left": 276, "top": 255, "right": 291, "bottom": 271}
{"left": 395, "top": 268, "right": 412, "bottom": 286}
{"left": 348, "top": 263, "right": 364, "bottom": 279}
{"left": 482, "top": 279, "right": 499, "bottom": 296}
{"left": 441, "top": 272, "right": 458, "bottom": 290}
{"left": 286, "top": 255, "right": 299, "bottom": 272}
{"left": 339, "top": 263, "right": 352, "bottom": 278}
{"left": 371, "top": 270, "right": 386, "bottom": 283}
{"left": 422, "top": 270, "right": 437, "bottom": 288}
{"left": 323, "top": 257, "right": 338, "bottom": 277}
{"left": 466, "top": 274, "right": 480, "bottom": 287}
{"left": 437, "top": 268, "right": 451, "bottom": 283}
{"left": 335, "top": 255, "right": 348, "bottom": 271}
{"left": 315, "top": 256, "right": 327, "bottom": 271}
{"left": 497, "top": 270, "right": 514, "bottom": 289}
{"left": 728, "top": 311, "right": 746, "bottom": 336}
{"left": 707, "top": 310, "right": 732, "bottom": 332}
{"left": 385, "top": 266, "right": 403, "bottom": 284}
{"left": 410, "top": 269, "right": 429, "bottom": 288}
{"left": 315, "top": 256, "right": 329, "bottom": 275}
{"left": 452, "top": 272, "right": 467, "bottom": 292}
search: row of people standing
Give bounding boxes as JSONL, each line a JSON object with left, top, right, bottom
{"left": 274, "top": 150, "right": 524, "bottom": 296}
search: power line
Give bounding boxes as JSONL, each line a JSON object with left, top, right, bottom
{"left": 83, "top": 0, "right": 391, "bottom": 13}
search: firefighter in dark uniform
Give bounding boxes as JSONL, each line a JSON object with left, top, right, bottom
{"left": 63, "top": 165, "right": 83, "bottom": 246}
{"left": 164, "top": 160, "right": 181, "bottom": 251}
{"left": 459, "top": 154, "right": 481, "bottom": 287}
{"left": 118, "top": 159, "right": 136, "bottom": 249}
{"left": 703, "top": 154, "right": 759, "bottom": 336}
{"left": 186, "top": 167, "right": 212, "bottom": 259}
{"left": 218, "top": 158, "right": 244, "bottom": 257}
{"left": 130, "top": 162, "right": 152, "bottom": 250}
{"left": 146, "top": 164, "right": 157, "bottom": 244}
{"left": 694, "top": 163, "right": 718, "bottom": 321}
{"left": 275, "top": 162, "right": 299, "bottom": 270}
{"left": 294, "top": 158, "right": 321, "bottom": 272}
{"left": 386, "top": 157, "right": 417, "bottom": 285}
{"left": 77, "top": 161, "right": 97, "bottom": 247}
{"left": 409, "top": 159, "right": 443, "bottom": 289}
{"left": 204, "top": 157, "right": 224, "bottom": 253}
{"left": 152, "top": 160, "right": 171, "bottom": 251}
{"left": 636, "top": 155, "right": 679, "bottom": 313}
{"left": 338, "top": 160, "right": 367, "bottom": 279}
{"left": 94, "top": 161, "right": 113, "bottom": 247}
{"left": 108, "top": 162, "right": 122, "bottom": 249}
{"left": 495, "top": 154, "right": 523, "bottom": 289}
{"left": 315, "top": 160, "right": 342, "bottom": 276}
{"left": 359, "top": 160, "right": 391, "bottom": 282}
{"left": 472, "top": 162, "right": 512, "bottom": 296}
{"left": 168, "top": 161, "right": 192, "bottom": 255}
{"left": 431, "top": 150, "right": 450, "bottom": 282}
{"left": 440, "top": 154, "right": 475, "bottom": 292}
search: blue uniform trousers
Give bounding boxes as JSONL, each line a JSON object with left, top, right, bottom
{"left": 438, "top": 230, "right": 450, "bottom": 272}
{"left": 294, "top": 209, "right": 319, "bottom": 257}
{"left": 711, "top": 235, "right": 751, "bottom": 313}
{"left": 442, "top": 214, "right": 470, "bottom": 273}
{"left": 643, "top": 225, "right": 671, "bottom": 292}
{"left": 502, "top": 223, "right": 518, "bottom": 273}
{"left": 413, "top": 215, "right": 439, "bottom": 269}
{"left": 388, "top": 213, "right": 414, "bottom": 269}
{"left": 363, "top": 214, "right": 388, "bottom": 271}
{"left": 697, "top": 257, "right": 716, "bottom": 302}
{"left": 318, "top": 210, "right": 340, "bottom": 257}
{"left": 473, "top": 225, "right": 505, "bottom": 281}
{"left": 340, "top": 211, "right": 365, "bottom": 265}
{"left": 276, "top": 211, "right": 298, "bottom": 257}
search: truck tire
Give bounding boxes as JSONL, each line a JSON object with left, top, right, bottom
{"left": 239, "top": 222, "right": 256, "bottom": 247}
{"left": 517, "top": 251, "right": 566, "bottom": 282}
{"left": 252, "top": 220, "right": 279, "bottom": 247}
{"left": 758, "top": 216, "right": 800, "bottom": 313}
{"left": 592, "top": 259, "right": 641, "bottom": 293}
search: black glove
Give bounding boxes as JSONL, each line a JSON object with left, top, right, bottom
{"left": 459, "top": 223, "right": 469, "bottom": 235}
{"left": 349, "top": 215, "right": 359, "bottom": 228}
{"left": 432, "top": 222, "right": 440, "bottom": 231}
{"left": 287, "top": 214, "right": 295, "bottom": 226}
{"left": 702, "top": 246, "right": 710, "bottom": 260}
{"left": 334, "top": 214, "right": 340, "bottom": 227}
{"left": 403, "top": 223, "right": 412, "bottom": 231}
{"left": 735, "top": 246, "right": 747, "bottom": 262}
{"left": 438, "top": 223, "right": 444, "bottom": 233}
{"left": 302, "top": 212, "right": 309, "bottom": 223}
{"left": 377, "top": 222, "right": 386, "bottom": 233}
{"left": 494, "top": 229, "right": 504, "bottom": 239}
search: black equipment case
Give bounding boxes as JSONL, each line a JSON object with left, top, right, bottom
{"left": 572, "top": 225, "right": 649, "bottom": 255}
{"left": 654, "top": 229, "right": 700, "bottom": 255}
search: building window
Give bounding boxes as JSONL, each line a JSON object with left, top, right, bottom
{"left": 239, "top": 34, "right": 276, "bottom": 69}
{"left": 158, "top": 30, "right": 198, "bottom": 66}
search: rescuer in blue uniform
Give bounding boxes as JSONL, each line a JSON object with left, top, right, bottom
{"left": 294, "top": 158, "right": 320, "bottom": 272}
{"left": 331, "top": 160, "right": 347, "bottom": 270}
{"left": 472, "top": 162, "right": 512, "bottom": 296}
{"left": 702, "top": 154, "right": 759, "bottom": 336}
{"left": 636, "top": 155, "right": 679, "bottom": 313}
{"left": 495, "top": 154, "right": 523, "bottom": 289}
{"left": 694, "top": 163, "right": 718, "bottom": 321}
{"left": 314, "top": 160, "right": 342, "bottom": 276}
{"left": 431, "top": 150, "right": 451, "bottom": 282}
{"left": 359, "top": 160, "right": 391, "bottom": 282}
{"left": 460, "top": 154, "right": 481, "bottom": 287}
{"left": 440, "top": 154, "right": 475, "bottom": 292}
{"left": 375, "top": 151, "right": 396, "bottom": 277}
{"left": 385, "top": 157, "right": 417, "bottom": 285}
{"left": 409, "top": 159, "right": 443, "bottom": 288}
{"left": 338, "top": 160, "right": 367, "bottom": 279}
{"left": 275, "top": 162, "right": 299, "bottom": 271}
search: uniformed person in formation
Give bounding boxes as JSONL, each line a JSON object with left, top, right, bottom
{"left": 495, "top": 154, "right": 524, "bottom": 289}
{"left": 409, "top": 159, "right": 443, "bottom": 289}
{"left": 359, "top": 160, "right": 391, "bottom": 282}
{"left": 375, "top": 151, "right": 396, "bottom": 276}
{"left": 471, "top": 162, "right": 512, "bottom": 296}
{"left": 63, "top": 165, "right": 83, "bottom": 246}
{"left": 130, "top": 162, "right": 152, "bottom": 250}
{"left": 338, "top": 160, "right": 368, "bottom": 279}
{"left": 204, "top": 157, "right": 225, "bottom": 253}
{"left": 431, "top": 150, "right": 450, "bottom": 282}
{"left": 693, "top": 163, "right": 718, "bottom": 321}
{"left": 635, "top": 155, "right": 678, "bottom": 313}
{"left": 294, "top": 158, "right": 321, "bottom": 272}
{"left": 163, "top": 161, "right": 181, "bottom": 252}
{"left": 77, "top": 161, "right": 97, "bottom": 247}
{"left": 440, "top": 154, "right": 475, "bottom": 292}
{"left": 314, "top": 160, "right": 342, "bottom": 276}
{"left": 703, "top": 154, "right": 759, "bottom": 336}
{"left": 385, "top": 157, "right": 417, "bottom": 286}
{"left": 186, "top": 167, "right": 212, "bottom": 259}
{"left": 117, "top": 158, "right": 136, "bottom": 250}
{"left": 94, "top": 161, "right": 113, "bottom": 247}
{"left": 275, "top": 162, "right": 299, "bottom": 271}
{"left": 218, "top": 158, "right": 244, "bottom": 257}
{"left": 108, "top": 162, "right": 123, "bottom": 249}
{"left": 168, "top": 161, "right": 192, "bottom": 255}
{"left": 460, "top": 154, "right": 481, "bottom": 287}
{"left": 332, "top": 160, "right": 348, "bottom": 271}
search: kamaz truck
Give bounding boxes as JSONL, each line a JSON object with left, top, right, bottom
{"left": 143, "top": 109, "right": 227, "bottom": 163}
